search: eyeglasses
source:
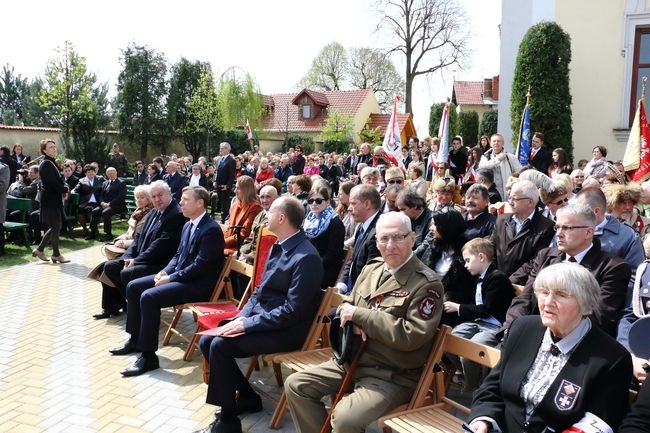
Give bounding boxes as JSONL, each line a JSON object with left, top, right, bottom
{"left": 534, "top": 288, "right": 574, "bottom": 301}
{"left": 307, "top": 198, "right": 325, "bottom": 205}
{"left": 377, "top": 233, "right": 411, "bottom": 244}
{"left": 387, "top": 179, "right": 403, "bottom": 185}
{"left": 574, "top": 175, "right": 585, "bottom": 178}
{"left": 509, "top": 197, "right": 531, "bottom": 202}
{"left": 553, "top": 224, "right": 590, "bottom": 232}
{"left": 551, "top": 197, "right": 569, "bottom": 206}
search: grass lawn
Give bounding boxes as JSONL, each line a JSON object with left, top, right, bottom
{"left": 1, "top": 221, "right": 128, "bottom": 269}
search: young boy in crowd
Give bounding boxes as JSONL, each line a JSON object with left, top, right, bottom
{"left": 443, "top": 237, "right": 514, "bottom": 391}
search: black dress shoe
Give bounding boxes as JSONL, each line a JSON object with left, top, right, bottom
{"left": 93, "top": 310, "right": 121, "bottom": 320}
{"left": 84, "top": 233, "right": 97, "bottom": 240}
{"left": 120, "top": 354, "right": 159, "bottom": 377}
{"left": 109, "top": 340, "right": 138, "bottom": 356}
{"left": 100, "top": 234, "right": 113, "bottom": 242}
{"left": 235, "top": 394, "right": 262, "bottom": 415}
{"left": 193, "top": 416, "right": 242, "bottom": 433}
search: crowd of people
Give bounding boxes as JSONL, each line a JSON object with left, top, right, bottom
{"left": 4, "top": 132, "right": 650, "bottom": 433}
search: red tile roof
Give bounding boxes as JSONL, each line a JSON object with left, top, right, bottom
{"left": 263, "top": 88, "right": 373, "bottom": 132}
{"left": 366, "top": 113, "right": 413, "bottom": 135}
{"left": 452, "top": 81, "right": 485, "bottom": 105}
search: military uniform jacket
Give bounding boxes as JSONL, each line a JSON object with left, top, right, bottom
{"left": 344, "top": 255, "right": 444, "bottom": 376}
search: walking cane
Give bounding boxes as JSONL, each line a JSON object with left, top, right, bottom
{"left": 319, "top": 337, "right": 368, "bottom": 433}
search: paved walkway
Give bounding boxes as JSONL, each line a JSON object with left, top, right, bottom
{"left": 0, "top": 246, "right": 300, "bottom": 433}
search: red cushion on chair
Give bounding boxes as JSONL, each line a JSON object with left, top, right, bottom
{"left": 197, "top": 306, "right": 239, "bottom": 330}
{"left": 255, "top": 234, "right": 277, "bottom": 287}
{"left": 194, "top": 303, "right": 238, "bottom": 315}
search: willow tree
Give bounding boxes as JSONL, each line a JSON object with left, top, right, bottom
{"left": 215, "top": 72, "right": 263, "bottom": 132}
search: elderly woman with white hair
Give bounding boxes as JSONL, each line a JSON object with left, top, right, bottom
{"left": 468, "top": 263, "right": 632, "bottom": 433}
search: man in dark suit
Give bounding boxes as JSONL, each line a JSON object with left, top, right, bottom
{"left": 194, "top": 196, "right": 323, "bottom": 433}
{"left": 73, "top": 164, "right": 104, "bottom": 236}
{"left": 92, "top": 180, "right": 186, "bottom": 319}
{"left": 132, "top": 161, "right": 147, "bottom": 186}
{"left": 214, "top": 142, "right": 236, "bottom": 223}
{"left": 358, "top": 142, "right": 372, "bottom": 165}
{"left": 462, "top": 183, "right": 496, "bottom": 240}
{"left": 490, "top": 180, "right": 555, "bottom": 276}
{"left": 88, "top": 167, "right": 126, "bottom": 241}
{"left": 110, "top": 186, "right": 225, "bottom": 377}
{"left": 528, "top": 132, "right": 552, "bottom": 174}
{"left": 326, "top": 155, "right": 343, "bottom": 195}
{"left": 336, "top": 184, "right": 382, "bottom": 294}
{"left": 506, "top": 204, "right": 631, "bottom": 337}
{"left": 62, "top": 164, "right": 78, "bottom": 191}
{"left": 163, "top": 161, "right": 187, "bottom": 202}
{"left": 344, "top": 148, "right": 360, "bottom": 176}
{"left": 448, "top": 135, "right": 468, "bottom": 181}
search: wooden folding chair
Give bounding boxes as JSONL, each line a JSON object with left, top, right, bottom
{"left": 182, "top": 227, "right": 276, "bottom": 361}
{"left": 266, "top": 287, "right": 342, "bottom": 428}
{"left": 378, "top": 333, "right": 501, "bottom": 433}
{"left": 161, "top": 254, "right": 237, "bottom": 347}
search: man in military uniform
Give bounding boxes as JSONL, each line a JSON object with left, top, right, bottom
{"left": 284, "top": 211, "right": 444, "bottom": 433}
{"left": 106, "top": 143, "right": 129, "bottom": 177}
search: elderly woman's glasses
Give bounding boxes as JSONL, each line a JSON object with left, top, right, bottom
{"left": 534, "top": 288, "right": 574, "bottom": 301}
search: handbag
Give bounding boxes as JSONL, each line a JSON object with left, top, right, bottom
{"left": 329, "top": 315, "right": 361, "bottom": 365}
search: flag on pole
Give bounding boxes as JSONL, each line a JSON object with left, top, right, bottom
{"left": 624, "top": 77, "right": 650, "bottom": 182}
{"left": 437, "top": 102, "right": 450, "bottom": 166}
{"left": 382, "top": 95, "right": 404, "bottom": 169}
{"left": 245, "top": 119, "right": 253, "bottom": 141}
{"left": 516, "top": 89, "right": 532, "bottom": 166}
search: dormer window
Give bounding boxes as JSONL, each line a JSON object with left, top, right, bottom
{"left": 301, "top": 104, "right": 311, "bottom": 119}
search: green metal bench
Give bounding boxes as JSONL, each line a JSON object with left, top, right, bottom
{"left": 4, "top": 197, "right": 31, "bottom": 244}
{"left": 64, "top": 193, "right": 80, "bottom": 232}
{"left": 125, "top": 185, "right": 136, "bottom": 214}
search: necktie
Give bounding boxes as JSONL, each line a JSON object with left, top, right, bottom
{"left": 377, "top": 270, "right": 392, "bottom": 288}
{"left": 354, "top": 226, "right": 365, "bottom": 250}
{"left": 568, "top": 256, "right": 577, "bottom": 263}
{"left": 476, "top": 277, "right": 484, "bottom": 284}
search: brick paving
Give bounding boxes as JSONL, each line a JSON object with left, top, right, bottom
{"left": 0, "top": 245, "right": 304, "bottom": 433}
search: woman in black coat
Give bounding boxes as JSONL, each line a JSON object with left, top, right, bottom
{"left": 469, "top": 263, "right": 632, "bottom": 433}
{"left": 415, "top": 208, "right": 474, "bottom": 326}
{"left": 33, "top": 139, "right": 70, "bottom": 263}
{"left": 302, "top": 184, "right": 345, "bottom": 289}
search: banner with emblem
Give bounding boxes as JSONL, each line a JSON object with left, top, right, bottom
{"left": 623, "top": 76, "right": 650, "bottom": 182}
{"left": 382, "top": 95, "right": 404, "bottom": 169}
{"left": 245, "top": 118, "right": 253, "bottom": 141}
{"left": 516, "top": 88, "right": 532, "bottom": 166}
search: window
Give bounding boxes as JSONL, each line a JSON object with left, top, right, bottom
{"left": 630, "top": 27, "right": 650, "bottom": 126}
{"left": 301, "top": 104, "right": 311, "bottom": 119}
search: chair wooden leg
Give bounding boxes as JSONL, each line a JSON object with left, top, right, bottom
{"left": 273, "top": 362, "right": 284, "bottom": 387}
{"left": 244, "top": 355, "right": 259, "bottom": 379}
{"left": 184, "top": 331, "right": 200, "bottom": 361}
{"left": 162, "top": 306, "right": 184, "bottom": 346}
{"left": 269, "top": 391, "right": 288, "bottom": 429}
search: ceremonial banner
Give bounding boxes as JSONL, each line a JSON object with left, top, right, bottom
{"left": 516, "top": 103, "right": 531, "bottom": 166}
{"left": 623, "top": 98, "right": 650, "bottom": 182}
{"left": 437, "top": 102, "right": 450, "bottom": 166}
{"left": 382, "top": 95, "right": 404, "bottom": 169}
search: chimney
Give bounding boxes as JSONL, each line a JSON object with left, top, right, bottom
{"left": 492, "top": 75, "right": 499, "bottom": 101}
{"left": 483, "top": 79, "right": 493, "bottom": 99}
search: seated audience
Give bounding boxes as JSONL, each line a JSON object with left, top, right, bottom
{"left": 303, "top": 184, "right": 345, "bottom": 288}
{"left": 461, "top": 183, "right": 496, "bottom": 240}
{"left": 73, "top": 164, "right": 104, "bottom": 236}
{"left": 468, "top": 263, "right": 631, "bottom": 433}
{"left": 335, "top": 181, "right": 357, "bottom": 245}
{"left": 11, "top": 143, "right": 30, "bottom": 167}
{"left": 415, "top": 208, "right": 473, "bottom": 326}
{"left": 336, "top": 184, "right": 381, "bottom": 295}
{"left": 223, "top": 175, "right": 262, "bottom": 256}
{"left": 506, "top": 204, "right": 631, "bottom": 337}
{"left": 426, "top": 176, "right": 457, "bottom": 212}
{"left": 238, "top": 185, "right": 278, "bottom": 264}
{"left": 475, "top": 167, "right": 502, "bottom": 204}
{"left": 396, "top": 189, "right": 432, "bottom": 246}
{"left": 490, "top": 180, "right": 555, "bottom": 277}
{"left": 187, "top": 163, "right": 209, "bottom": 188}
{"left": 88, "top": 167, "right": 127, "bottom": 241}
{"left": 93, "top": 181, "right": 185, "bottom": 319}
{"left": 254, "top": 157, "right": 275, "bottom": 190}
{"left": 285, "top": 212, "right": 444, "bottom": 433}
{"left": 406, "top": 162, "right": 427, "bottom": 198}
{"left": 105, "top": 185, "right": 153, "bottom": 254}
{"left": 163, "top": 161, "right": 188, "bottom": 201}
{"left": 444, "top": 238, "right": 514, "bottom": 391}
{"left": 195, "top": 196, "right": 323, "bottom": 433}
{"left": 111, "top": 186, "right": 224, "bottom": 377}
{"left": 290, "top": 174, "right": 312, "bottom": 212}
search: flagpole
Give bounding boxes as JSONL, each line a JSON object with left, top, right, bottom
{"left": 643, "top": 76, "right": 647, "bottom": 102}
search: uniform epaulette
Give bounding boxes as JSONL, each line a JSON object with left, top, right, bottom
{"left": 416, "top": 266, "right": 438, "bottom": 282}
